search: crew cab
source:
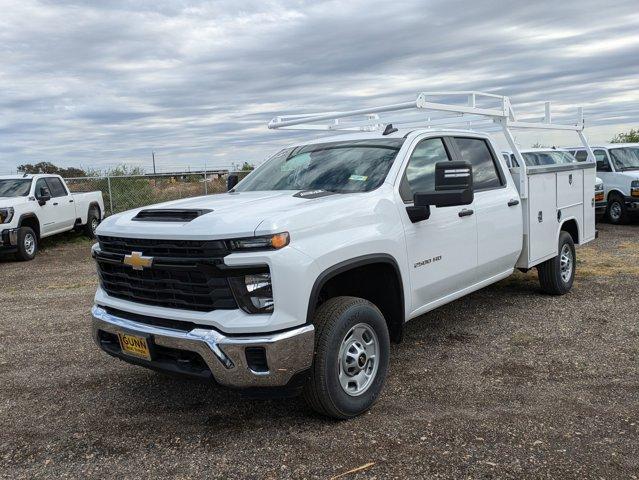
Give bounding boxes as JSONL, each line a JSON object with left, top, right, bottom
{"left": 567, "top": 144, "right": 639, "bottom": 223}
{"left": 0, "top": 174, "right": 104, "bottom": 260}
{"left": 90, "top": 92, "right": 597, "bottom": 419}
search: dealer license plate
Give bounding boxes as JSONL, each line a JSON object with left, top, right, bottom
{"left": 118, "top": 332, "right": 151, "bottom": 360}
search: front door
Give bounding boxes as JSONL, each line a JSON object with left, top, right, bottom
{"left": 397, "top": 136, "right": 478, "bottom": 316}
{"left": 33, "top": 178, "right": 58, "bottom": 236}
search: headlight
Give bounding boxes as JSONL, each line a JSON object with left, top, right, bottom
{"left": 632, "top": 180, "right": 639, "bottom": 197}
{"left": 0, "top": 207, "right": 14, "bottom": 224}
{"left": 229, "top": 272, "right": 274, "bottom": 314}
{"left": 594, "top": 183, "right": 604, "bottom": 192}
{"left": 228, "top": 232, "right": 289, "bottom": 251}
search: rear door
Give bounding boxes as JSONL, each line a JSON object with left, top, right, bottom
{"left": 397, "top": 136, "right": 478, "bottom": 315}
{"left": 45, "top": 177, "right": 76, "bottom": 232}
{"left": 450, "top": 136, "right": 523, "bottom": 281}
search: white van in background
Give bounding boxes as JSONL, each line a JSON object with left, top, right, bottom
{"left": 567, "top": 144, "right": 639, "bottom": 224}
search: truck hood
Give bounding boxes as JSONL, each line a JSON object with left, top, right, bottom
{"left": 0, "top": 196, "right": 29, "bottom": 208}
{"left": 96, "top": 190, "right": 355, "bottom": 240}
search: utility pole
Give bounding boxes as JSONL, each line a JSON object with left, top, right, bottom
{"left": 152, "top": 151, "right": 157, "bottom": 175}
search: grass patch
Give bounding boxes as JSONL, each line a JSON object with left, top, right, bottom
{"left": 577, "top": 244, "right": 639, "bottom": 277}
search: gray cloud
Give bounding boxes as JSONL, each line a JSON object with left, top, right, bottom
{"left": 1, "top": 0, "right": 638, "bottom": 173}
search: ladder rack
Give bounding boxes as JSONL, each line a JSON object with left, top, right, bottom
{"left": 267, "top": 91, "right": 596, "bottom": 199}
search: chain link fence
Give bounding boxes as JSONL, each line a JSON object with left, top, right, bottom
{"left": 65, "top": 171, "right": 251, "bottom": 216}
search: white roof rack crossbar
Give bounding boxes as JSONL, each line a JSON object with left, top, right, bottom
{"left": 268, "top": 92, "right": 584, "bottom": 134}
{"left": 267, "top": 91, "right": 594, "bottom": 199}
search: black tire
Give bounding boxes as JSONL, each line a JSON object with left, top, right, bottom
{"left": 605, "top": 193, "right": 628, "bottom": 224}
{"left": 537, "top": 231, "right": 575, "bottom": 295}
{"left": 84, "top": 207, "right": 100, "bottom": 238}
{"left": 303, "top": 296, "right": 390, "bottom": 419}
{"left": 15, "top": 227, "right": 38, "bottom": 261}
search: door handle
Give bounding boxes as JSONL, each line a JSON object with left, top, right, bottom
{"left": 53, "top": 202, "right": 59, "bottom": 206}
{"left": 458, "top": 209, "right": 474, "bottom": 217}
{"left": 507, "top": 199, "right": 520, "bottom": 207}
{"left": 69, "top": 199, "right": 74, "bottom": 203}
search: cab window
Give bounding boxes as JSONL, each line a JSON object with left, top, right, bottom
{"left": 34, "top": 178, "right": 49, "bottom": 197}
{"left": 453, "top": 137, "right": 503, "bottom": 190}
{"left": 574, "top": 150, "right": 588, "bottom": 162}
{"left": 594, "top": 149, "right": 612, "bottom": 172}
{"left": 399, "top": 137, "right": 450, "bottom": 202}
{"left": 45, "top": 177, "right": 68, "bottom": 197}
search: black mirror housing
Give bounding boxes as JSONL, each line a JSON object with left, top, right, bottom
{"left": 227, "top": 174, "right": 239, "bottom": 191}
{"left": 414, "top": 161, "right": 474, "bottom": 208}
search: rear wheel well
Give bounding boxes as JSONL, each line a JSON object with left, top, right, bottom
{"left": 560, "top": 219, "right": 579, "bottom": 244}
{"left": 310, "top": 258, "right": 405, "bottom": 343}
{"left": 19, "top": 215, "right": 40, "bottom": 239}
{"left": 88, "top": 202, "right": 101, "bottom": 218}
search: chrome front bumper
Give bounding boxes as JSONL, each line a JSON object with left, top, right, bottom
{"left": 91, "top": 305, "right": 315, "bottom": 388}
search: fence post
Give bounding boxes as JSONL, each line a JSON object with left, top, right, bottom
{"left": 107, "top": 175, "right": 114, "bottom": 215}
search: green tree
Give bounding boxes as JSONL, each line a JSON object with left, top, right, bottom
{"left": 241, "top": 161, "right": 255, "bottom": 171}
{"left": 611, "top": 128, "right": 639, "bottom": 143}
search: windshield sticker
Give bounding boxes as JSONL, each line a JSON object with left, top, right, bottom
{"left": 293, "top": 190, "right": 336, "bottom": 199}
{"left": 349, "top": 174, "right": 368, "bottom": 181}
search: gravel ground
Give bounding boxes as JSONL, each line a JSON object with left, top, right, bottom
{"left": 1, "top": 223, "right": 638, "bottom": 479}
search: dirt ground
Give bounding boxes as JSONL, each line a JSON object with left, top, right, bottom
{"left": 1, "top": 223, "right": 638, "bottom": 479}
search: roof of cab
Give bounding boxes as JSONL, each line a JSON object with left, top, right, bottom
{"left": 286, "top": 127, "right": 493, "bottom": 148}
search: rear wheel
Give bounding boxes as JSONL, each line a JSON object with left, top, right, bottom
{"left": 15, "top": 227, "right": 38, "bottom": 261}
{"left": 84, "top": 207, "right": 100, "bottom": 238}
{"left": 537, "top": 231, "right": 575, "bottom": 295}
{"left": 606, "top": 193, "right": 628, "bottom": 224}
{"left": 303, "top": 296, "right": 390, "bottom": 419}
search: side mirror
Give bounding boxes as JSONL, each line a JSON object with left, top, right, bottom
{"left": 414, "top": 161, "right": 474, "bottom": 208}
{"left": 227, "top": 174, "right": 239, "bottom": 191}
{"left": 38, "top": 187, "right": 52, "bottom": 206}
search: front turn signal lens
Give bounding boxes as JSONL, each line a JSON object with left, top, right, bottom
{"left": 270, "top": 232, "right": 290, "bottom": 249}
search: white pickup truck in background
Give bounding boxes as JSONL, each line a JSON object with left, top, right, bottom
{"left": 567, "top": 144, "right": 639, "bottom": 223}
{"left": 0, "top": 174, "right": 104, "bottom": 260}
{"left": 90, "top": 92, "right": 597, "bottom": 419}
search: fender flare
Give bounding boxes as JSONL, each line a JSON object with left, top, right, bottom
{"left": 17, "top": 213, "right": 41, "bottom": 237}
{"left": 306, "top": 253, "right": 405, "bottom": 340}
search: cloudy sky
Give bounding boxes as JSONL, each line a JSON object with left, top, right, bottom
{"left": 1, "top": 0, "right": 638, "bottom": 174}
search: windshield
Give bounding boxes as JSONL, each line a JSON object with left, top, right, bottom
{"left": 609, "top": 147, "right": 639, "bottom": 171}
{"left": 521, "top": 151, "right": 576, "bottom": 166}
{"left": 0, "top": 179, "right": 32, "bottom": 197}
{"left": 235, "top": 139, "right": 405, "bottom": 193}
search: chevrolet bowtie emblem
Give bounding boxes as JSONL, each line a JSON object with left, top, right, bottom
{"left": 123, "top": 251, "right": 153, "bottom": 270}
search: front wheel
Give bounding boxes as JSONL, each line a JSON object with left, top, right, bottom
{"left": 537, "top": 231, "right": 575, "bottom": 295}
{"left": 606, "top": 194, "right": 628, "bottom": 224}
{"left": 15, "top": 227, "right": 38, "bottom": 261}
{"left": 303, "top": 296, "right": 390, "bottom": 419}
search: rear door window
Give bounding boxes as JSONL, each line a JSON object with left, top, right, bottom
{"left": 453, "top": 137, "right": 503, "bottom": 190}
{"left": 45, "top": 177, "right": 68, "bottom": 197}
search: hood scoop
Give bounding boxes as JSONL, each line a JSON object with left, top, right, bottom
{"left": 132, "top": 208, "right": 212, "bottom": 222}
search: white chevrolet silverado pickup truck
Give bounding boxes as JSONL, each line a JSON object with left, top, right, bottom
{"left": 91, "top": 92, "right": 597, "bottom": 418}
{"left": 0, "top": 174, "right": 104, "bottom": 260}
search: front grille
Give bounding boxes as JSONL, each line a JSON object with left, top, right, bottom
{"left": 96, "top": 236, "right": 239, "bottom": 312}
{"left": 98, "top": 236, "right": 228, "bottom": 258}
{"left": 98, "top": 261, "right": 237, "bottom": 311}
